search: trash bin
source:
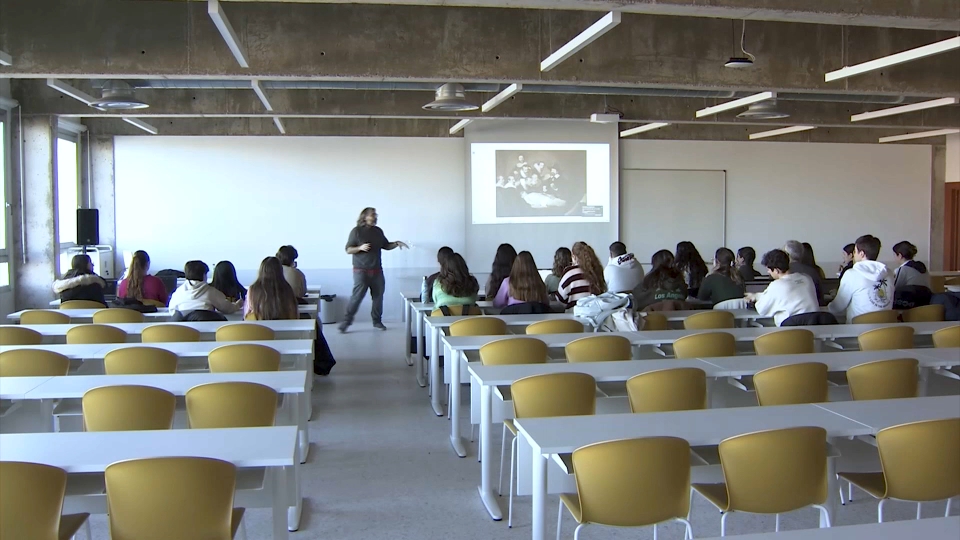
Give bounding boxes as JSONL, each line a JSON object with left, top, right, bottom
{"left": 319, "top": 294, "right": 338, "bottom": 325}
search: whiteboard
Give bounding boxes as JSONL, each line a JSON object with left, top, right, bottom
{"left": 619, "top": 169, "right": 726, "bottom": 265}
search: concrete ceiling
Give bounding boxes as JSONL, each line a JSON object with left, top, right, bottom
{"left": 2, "top": 0, "right": 958, "bottom": 141}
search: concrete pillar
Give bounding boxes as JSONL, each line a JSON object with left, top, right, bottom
{"left": 931, "top": 146, "right": 946, "bottom": 271}
{"left": 87, "top": 136, "right": 117, "bottom": 274}
{"left": 12, "top": 116, "right": 59, "bottom": 309}
{"left": 947, "top": 133, "right": 960, "bottom": 184}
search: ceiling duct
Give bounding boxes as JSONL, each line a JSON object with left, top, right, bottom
{"left": 736, "top": 100, "right": 789, "bottom": 119}
{"left": 89, "top": 80, "right": 149, "bottom": 111}
{"left": 422, "top": 83, "right": 478, "bottom": 112}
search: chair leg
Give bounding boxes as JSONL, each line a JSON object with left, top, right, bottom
{"left": 848, "top": 481, "right": 853, "bottom": 503}
{"left": 573, "top": 523, "right": 587, "bottom": 540}
{"left": 814, "top": 505, "right": 832, "bottom": 528}
{"left": 508, "top": 436, "right": 517, "bottom": 528}
{"left": 946, "top": 498, "right": 953, "bottom": 517}
{"left": 676, "top": 518, "right": 694, "bottom": 540}
{"left": 720, "top": 512, "right": 729, "bottom": 537}
{"left": 84, "top": 519, "right": 93, "bottom": 540}
{"left": 775, "top": 513, "right": 780, "bottom": 532}
{"left": 917, "top": 502, "right": 922, "bottom": 520}
{"left": 497, "top": 424, "right": 508, "bottom": 496}
{"left": 878, "top": 499, "right": 887, "bottom": 523}
{"left": 556, "top": 499, "right": 563, "bottom": 540}
{"left": 838, "top": 483, "right": 845, "bottom": 505}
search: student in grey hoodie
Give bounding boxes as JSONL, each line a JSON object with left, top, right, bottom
{"left": 828, "top": 235, "right": 893, "bottom": 321}
{"left": 604, "top": 241, "right": 645, "bottom": 293}
{"left": 892, "top": 241, "right": 931, "bottom": 290}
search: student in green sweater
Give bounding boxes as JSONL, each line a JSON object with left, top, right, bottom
{"left": 698, "top": 247, "right": 746, "bottom": 305}
{"left": 432, "top": 253, "right": 480, "bottom": 308}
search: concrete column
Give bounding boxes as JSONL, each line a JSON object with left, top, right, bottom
{"left": 12, "top": 116, "right": 59, "bottom": 309}
{"left": 88, "top": 136, "right": 117, "bottom": 275}
{"left": 931, "top": 146, "right": 946, "bottom": 271}
{"left": 947, "top": 133, "right": 960, "bottom": 184}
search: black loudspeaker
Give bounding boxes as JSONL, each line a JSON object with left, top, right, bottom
{"left": 77, "top": 209, "right": 100, "bottom": 246}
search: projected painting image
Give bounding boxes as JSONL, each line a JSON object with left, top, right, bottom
{"left": 495, "top": 150, "right": 588, "bottom": 218}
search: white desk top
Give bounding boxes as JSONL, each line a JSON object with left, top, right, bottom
{"left": 911, "top": 347, "right": 960, "bottom": 363}
{"left": 22, "top": 371, "right": 308, "bottom": 399}
{"left": 468, "top": 359, "right": 718, "bottom": 386}
{"left": 425, "top": 313, "right": 579, "bottom": 329}
{"left": 0, "top": 426, "right": 297, "bottom": 472}
{"left": 701, "top": 348, "right": 960, "bottom": 375}
{"left": 0, "top": 339, "right": 314, "bottom": 360}
{"left": 814, "top": 395, "right": 960, "bottom": 431}
{"left": 8, "top": 306, "right": 317, "bottom": 323}
{"left": 700, "top": 517, "right": 959, "bottom": 540}
{"left": 4, "top": 319, "right": 316, "bottom": 341}
{"left": 515, "top": 404, "right": 871, "bottom": 455}
{"left": 0, "top": 376, "right": 54, "bottom": 399}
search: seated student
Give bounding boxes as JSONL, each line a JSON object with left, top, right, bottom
{"left": 211, "top": 260, "right": 247, "bottom": 302}
{"left": 802, "top": 242, "right": 826, "bottom": 280}
{"left": 557, "top": 242, "right": 607, "bottom": 309}
{"left": 485, "top": 243, "right": 517, "bottom": 300}
{"left": 117, "top": 250, "right": 168, "bottom": 305}
{"left": 632, "top": 250, "right": 688, "bottom": 310}
{"left": 892, "top": 241, "right": 931, "bottom": 289}
{"left": 495, "top": 251, "right": 548, "bottom": 308}
{"left": 53, "top": 254, "right": 107, "bottom": 306}
{"left": 433, "top": 253, "right": 480, "bottom": 309}
{"left": 544, "top": 247, "right": 571, "bottom": 296}
{"left": 244, "top": 257, "right": 299, "bottom": 320}
{"left": 828, "top": 234, "right": 893, "bottom": 321}
{"left": 784, "top": 240, "right": 824, "bottom": 305}
{"left": 736, "top": 246, "right": 762, "bottom": 283}
{"left": 838, "top": 243, "right": 855, "bottom": 279}
{"left": 421, "top": 246, "right": 454, "bottom": 303}
{"left": 168, "top": 260, "right": 242, "bottom": 320}
{"left": 276, "top": 245, "right": 307, "bottom": 299}
{"left": 745, "top": 249, "right": 820, "bottom": 326}
{"left": 604, "top": 241, "right": 645, "bottom": 293}
{"left": 698, "top": 248, "right": 746, "bottom": 305}
{"left": 674, "top": 241, "right": 708, "bottom": 298}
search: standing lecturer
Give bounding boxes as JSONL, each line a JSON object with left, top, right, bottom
{"left": 340, "top": 207, "right": 408, "bottom": 333}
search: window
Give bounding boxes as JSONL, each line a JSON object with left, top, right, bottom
{"left": 0, "top": 119, "right": 7, "bottom": 287}
{"left": 56, "top": 137, "right": 79, "bottom": 247}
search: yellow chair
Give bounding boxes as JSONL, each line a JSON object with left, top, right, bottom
{"left": 684, "top": 310, "right": 735, "bottom": 330}
{"left": 846, "top": 358, "right": 918, "bottom": 401}
{"left": 141, "top": 324, "right": 201, "bottom": 343}
{"left": 838, "top": 418, "right": 960, "bottom": 522}
{"left": 20, "top": 310, "right": 70, "bottom": 325}
{"left": 753, "top": 363, "right": 828, "bottom": 405}
{"left": 449, "top": 317, "right": 507, "bottom": 337}
{"left": 852, "top": 311, "right": 899, "bottom": 324}
{"left": 92, "top": 309, "right": 144, "bottom": 324}
{"left": 753, "top": 329, "right": 815, "bottom": 356}
{"left": 142, "top": 299, "right": 166, "bottom": 308}
{"left": 60, "top": 300, "right": 106, "bottom": 309}
{"left": 104, "top": 457, "right": 246, "bottom": 540}
{"left": 902, "top": 304, "right": 945, "bottom": 322}
{"left": 430, "top": 305, "right": 482, "bottom": 316}
{"left": 932, "top": 325, "right": 960, "bottom": 348}
{"left": 0, "top": 326, "right": 43, "bottom": 345}
{"left": 81, "top": 385, "right": 176, "bottom": 431}
{"left": 501, "top": 372, "right": 596, "bottom": 527}
{"left": 186, "top": 382, "right": 278, "bottom": 428}
{"left": 525, "top": 319, "right": 584, "bottom": 335}
{"left": 215, "top": 323, "right": 274, "bottom": 342}
{"left": 692, "top": 427, "right": 830, "bottom": 536}
{"left": 0, "top": 350, "right": 70, "bottom": 377}
{"left": 565, "top": 334, "right": 632, "bottom": 363}
{"left": 0, "top": 461, "right": 91, "bottom": 540}
{"left": 673, "top": 332, "right": 736, "bottom": 359}
{"left": 208, "top": 344, "right": 281, "bottom": 372}
{"left": 858, "top": 326, "right": 915, "bottom": 351}
{"left": 642, "top": 313, "right": 669, "bottom": 331}
{"left": 626, "top": 368, "right": 707, "bottom": 413}
{"left": 104, "top": 347, "right": 178, "bottom": 375}
{"left": 558, "top": 437, "right": 693, "bottom": 539}
{"left": 478, "top": 337, "right": 547, "bottom": 366}
{"left": 66, "top": 324, "right": 127, "bottom": 345}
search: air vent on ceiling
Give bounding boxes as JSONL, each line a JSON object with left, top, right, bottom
{"left": 89, "top": 80, "right": 149, "bottom": 111}
{"left": 422, "top": 83, "right": 478, "bottom": 112}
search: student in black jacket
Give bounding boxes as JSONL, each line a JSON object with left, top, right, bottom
{"left": 736, "top": 246, "right": 762, "bottom": 283}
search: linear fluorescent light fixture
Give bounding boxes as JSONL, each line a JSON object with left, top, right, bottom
{"left": 122, "top": 117, "right": 158, "bottom": 135}
{"left": 252, "top": 80, "right": 273, "bottom": 112}
{"left": 826, "top": 36, "right": 960, "bottom": 82}
{"left": 208, "top": 0, "right": 249, "bottom": 68}
{"left": 619, "top": 122, "right": 669, "bottom": 137}
{"left": 46, "top": 79, "right": 96, "bottom": 106}
{"left": 696, "top": 92, "right": 775, "bottom": 118}
{"left": 851, "top": 97, "right": 958, "bottom": 122}
{"left": 878, "top": 128, "right": 960, "bottom": 144}
{"left": 749, "top": 125, "right": 816, "bottom": 140}
{"left": 0, "top": 50, "right": 11, "bottom": 66}
{"left": 273, "top": 117, "right": 286, "bottom": 134}
{"left": 481, "top": 84, "right": 522, "bottom": 113}
{"left": 449, "top": 119, "right": 472, "bottom": 135}
{"left": 541, "top": 11, "right": 621, "bottom": 72}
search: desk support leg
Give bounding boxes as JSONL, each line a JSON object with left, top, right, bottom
{"left": 271, "top": 467, "right": 290, "bottom": 540}
{"left": 919, "top": 367, "right": 931, "bottom": 397}
{"left": 449, "top": 343, "right": 467, "bottom": 457}
{"left": 297, "top": 393, "right": 309, "bottom": 463}
{"left": 287, "top": 444, "right": 303, "bottom": 532}
{"left": 825, "top": 453, "right": 838, "bottom": 528}
{"left": 531, "top": 447, "right": 548, "bottom": 540}
{"left": 404, "top": 302, "right": 414, "bottom": 367}
{"left": 478, "top": 384, "right": 503, "bottom": 520}
{"left": 416, "top": 312, "right": 426, "bottom": 388}
{"left": 430, "top": 326, "right": 443, "bottom": 416}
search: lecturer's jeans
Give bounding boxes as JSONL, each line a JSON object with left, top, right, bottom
{"left": 343, "top": 269, "right": 385, "bottom": 325}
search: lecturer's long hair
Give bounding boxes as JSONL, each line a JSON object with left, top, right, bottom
{"left": 356, "top": 207, "right": 377, "bottom": 227}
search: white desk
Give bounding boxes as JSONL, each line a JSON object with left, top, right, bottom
{"left": 0, "top": 376, "right": 53, "bottom": 399}
{"left": 8, "top": 306, "right": 317, "bottom": 323}
{"left": 4, "top": 319, "right": 317, "bottom": 343}
{"left": 0, "top": 426, "right": 301, "bottom": 538}
{"left": 408, "top": 300, "right": 497, "bottom": 386}
{"left": 700, "top": 517, "right": 960, "bottom": 540}
{"left": 814, "top": 395, "right": 960, "bottom": 431}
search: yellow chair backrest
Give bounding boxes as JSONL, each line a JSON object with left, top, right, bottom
{"left": 0, "top": 350, "right": 70, "bottom": 377}
{"left": 525, "top": 319, "right": 584, "bottom": 335}
{"left": 142, "top": 299, "right": 166, "bottom": 308}
{"left": 142, "top": 324, "right": 202, "bottom": 343}
{"left": 215, "top": 323, "right": 274, "bottom": 342}
{"left": 626, "top": 368, "right": 707, "bottom": 413}
{"left": 449, "top": 317, "right": 507, "bottom": 337}
{"left": 717, "top": 426, "right": 828, "bottom": 513}
{"left": 852, "top": 310, "right": 899, "bottom": 324}
{"left": 104, "top": 347, "right": 178, "bottom": 375}
{"left": 684, "top": 310, "right": 735, "bottom": 330}
{"left": 932, "top": 325, "right": 960, "bottom": 348}
{"left": 208, "top": 343, "right": 281, "bottom": 372}
{"left": 642, "top": 313, "right": 669, "bottom": 331}
{"left": 857, "top": 326, "right": 915, "bottom": 351}
{"left": 875, "top": 418, "right": 960, "bottom": 502}
{"left": 186, "top": 382, "right": 278, "bottom": 428}
{"left": 479, "top": 337, "right": 547, "bottom": 366}
{"left": 60, "top": 300, "right": 106, "bottom": 310}
{"left": 753, "top": 329, "right": 815, "bottom": 356}
{"left": 20, "top": 310, "right": 70, "bottom": 325}
{"left": 0, "top": 461, "right": 74, "bottom": 540}
{"left": 82, "top": 385, "right": 176, "bottom": 431}
{"left": 902, "top": 304, "right": 945, "bottom": 322}
{"left": 66, "top": 324, "right": 127, "bottom": 345}
{"left": 571, "top": 437, "right": 692, "bottom": 527}
{"left": 565, "top": 334, "right": 632, "bottom": 363}
{"left": 753, "top": 362, "right": 828, "bottom": 406}
{"left": 430, "top": 305, "right": 483, "bottom": 317}
{"left": 846, "top": 358, "right": 918, "bottom": 401}
{"left": 0, "top": 326, "right": 43, "bottom": 345}
{"left": 104, "top": 457, "right": 239, "bottom": 540}
{"left": 92, "top": 309, "right": 144, "bottom": 324}
{"left": 673, "top": 332, "right": 736, "bottom": 359}
{"left": 511, "top": 372, "right": 596, "bottom": 418}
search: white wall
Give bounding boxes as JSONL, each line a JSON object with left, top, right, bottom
{"left": 947, "top": 133, "right": 960, "bottom": 184}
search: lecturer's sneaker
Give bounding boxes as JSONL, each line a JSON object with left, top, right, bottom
{"left": 373, "top": 322, "right": 387, "bottom": 331}
{"left": 338, "top": 322, "right": 350, "bottom": 334}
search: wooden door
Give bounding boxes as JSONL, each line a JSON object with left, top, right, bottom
{"left": 946, "top": 183, "right": 960, "bottom": 271}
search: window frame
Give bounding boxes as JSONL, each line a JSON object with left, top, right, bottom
{"left": 55, "top": 129, "right": 81, "bottom": 272}
{"left": 0, "top": 97, "right": 14, "bottom": 291}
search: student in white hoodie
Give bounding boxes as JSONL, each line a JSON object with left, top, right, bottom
{"left": 168, "top": 260, "right": 242, "bottom": 320}
{"left": 603, "top": 242, "right": 645, "bottom": 294}
{"left": 828, "top": 235, "right": 893, "bottom": 321}
{"left": 746, "top": 249, "right": 819, "bottom": 326}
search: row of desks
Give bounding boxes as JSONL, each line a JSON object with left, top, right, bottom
{"left": 12, "top": 304, "right": 318, "bottom": 322}
{"left": 3, "top": 318, "right": 317, "bottom": 342}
